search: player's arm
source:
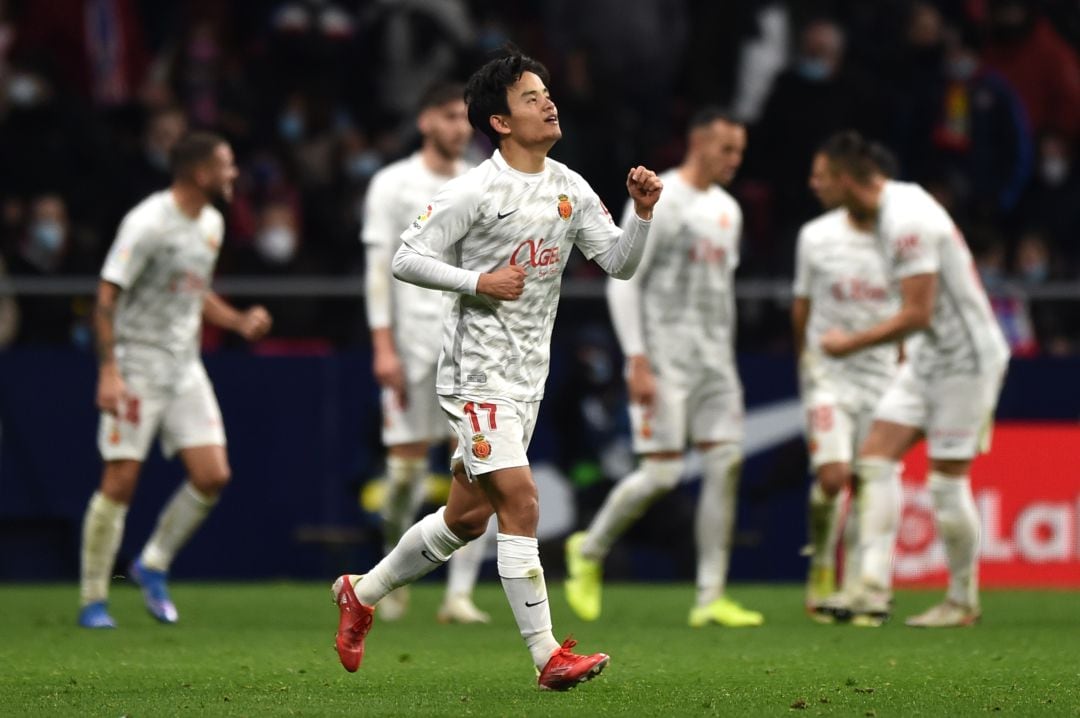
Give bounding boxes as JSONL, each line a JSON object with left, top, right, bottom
{"left": 362, "top": 175, "right": 406, "bottom": 403}
{"left": 791, "top": 227, "right": 812, "bottom": 358}
{"left": 94, "top": 280, "right": 124, "bottom": 416}
{"left": 821, "top": 273, "right": 935, "bottom": 357}
{"left": 202, "top": 292, "right": 272, "bottom": 341}
{"left": 392, "top": 180, "right": 525, "bottom": 300}
{"left": 791, "top": 297, "right": 810, "bottom": 358}
{"left": 576, "top": 166, "right": 664, "bottom": 280}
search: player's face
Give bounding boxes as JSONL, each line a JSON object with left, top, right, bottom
{"left": 421, "top": 99, "right": 472, "bottom": 160}
{"left": 695, "top": 121, "right": 745, "bottom": 186}
{"left": 197, "top": 143, "right": 239, "bottom": 203}
{"left": 808, "top": 152, "right": 846, "bottom": 209}
{"left": 716, "top": 123, "right": 746, "bottom": 186}
{"left": 498, "top": 71, "right": 561, "bottom": 148}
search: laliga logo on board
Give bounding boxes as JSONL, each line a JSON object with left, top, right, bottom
{"left": 510, "top": 237, "right": 561, "bottom": 278}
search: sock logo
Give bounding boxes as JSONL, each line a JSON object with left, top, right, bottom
{"left": 524, "top": 598, "right": 548, "bottom": 608}
{"left": 421, "top": 550, "right": 445, "bottom": 564}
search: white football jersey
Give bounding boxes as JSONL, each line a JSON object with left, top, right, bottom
{"left": 362, "top": 152, "right": 468, "bottom": 369}
{"left": 794, "top": 208, "right": 899, "bottom": 407}
{"left": 617, "top": 170, "right": 741, "bottom": 381}
{"left": 876, "top": 181, "right": 1009, "bottom": 377}
{"left": 101, "top": 190, "right": 223, "bottom": 363}
{"left": 399, "top": 150, "right": 627, "bottom": 402}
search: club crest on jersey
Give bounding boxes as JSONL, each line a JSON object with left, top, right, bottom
{"left": 557, "top": 194, "right": 572, "bottom": 220}
{"left": 412, "top": 204, "right": 433, "bottom": 230}
{"left": 471, "top": 433, "right": 492, "bottom": 460}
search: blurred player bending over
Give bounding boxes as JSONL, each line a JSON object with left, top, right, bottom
{"left": 564, "top": 110, "right": 763, "bottom": 628}
{"left": 79, "top": 133, "right": 272, "bottom": 629}
{"left": 332, "top": 50, "right": 663, "bottom": 690}
{"left": 816, "top": 131, "right": 1009, "bottom": 627}
{"left": 362, "top": 82, "right": 495, "bottom": 625}
{"left": 794, "top": 143, "right": 902, "bottom": 619}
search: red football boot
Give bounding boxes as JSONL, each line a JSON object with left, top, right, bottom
{"left": 332, "top": 575, "right": 375, "bottom": 672}
{"left": 537, "top": 637, "right": 610, "bottom": 691}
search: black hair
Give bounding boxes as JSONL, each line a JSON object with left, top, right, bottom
{"left": 819, "top": 130, "right": 878, "bottom": 182}
{"left": 170, "top": 131, "right": 226, "bottom": 179}
{"left": 867, "top": 141, "right": 900, "bottom": 178}
{"left": 687, "top": 106, "right": 741, "bottom": 133}
{"left": 418, "top": 82, "right": 466, "bottom": 111}
{"left": 464, "top": 50, "right": 551, "bottom": 146}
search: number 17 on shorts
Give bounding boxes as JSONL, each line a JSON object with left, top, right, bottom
{"left": 438, "top": 395, "right": 541, "bottom": 479}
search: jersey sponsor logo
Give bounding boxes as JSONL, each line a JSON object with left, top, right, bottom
{"left": 510, "top": 237, "right": 561, "bottom": 278}
{"left": 688, "top": 238, "right": 727, "bottom": 266}
{"left": 411, "top": 204, "right": 433, "bottom": 230}
{"left": 168, "top": 271, "right": 208, "bottom": 294}
{"left": 829, "top": 278, "right": 889, "bottom": 302}
{"left": 557, "top": 194, "right": 573, "bottom": 220}
{"left": 471, "top": 433, "right": 492, "bottom": 460}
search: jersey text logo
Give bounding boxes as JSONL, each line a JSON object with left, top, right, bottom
{"left": 510, "top": 237, "right": 561, "bottom": 278}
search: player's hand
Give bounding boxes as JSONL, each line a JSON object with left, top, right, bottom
{"left": 236, "top": 305, "right": 272, "bottom": 341}
{"left": 820, "top": 328, "right": 855, "bottom": 357}
{"left": 476, "top": 264, "right": 526, "bottom": 300}
{"left": 97, "top": 364, "right": 126, "bottom": 416}
{"left": 374, "top": 346, "right": 407, "bottom": 408}
{"left": 626, "top": 355, "right": 657, "bottom": 408}
{"left": 626, "top": 166, "right": 663, "bottom": 219}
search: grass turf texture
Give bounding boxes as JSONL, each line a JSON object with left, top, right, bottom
{"left": 1, "top": 583, "right": 1077, "bottom": 716}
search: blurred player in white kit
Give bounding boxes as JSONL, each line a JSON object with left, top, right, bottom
{"left": 78, "top": 132, "right": 272, "bottom": 629}
{"left": 815, "top": 131, "right": 1009, "bottom": 627}
{"left": 793, "top": 144, "right": 903, "bottom": 620}
{"left": 332, "top": 50, "right": 663, "bottom": 690}
{"left": 563, "top": 109, "right": 764, "bottom": 628}
{"left": 362, "top": 82, "right": 494, "bottom": 625}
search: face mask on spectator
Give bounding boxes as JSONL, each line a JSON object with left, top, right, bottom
{"left": 279, "top": 112, "right": 304, "bottom": 142}
{"left": 795, "top": 57, "right": 831, "bottom": 83}
{"left": 31, "top": 219, "right": 64, "bottom": 253}
{"left": 256, "top": 225, "right": 298, "bottom": 264}
{"left": 1041, "top": 156, "right": 1069, "bottom": 186}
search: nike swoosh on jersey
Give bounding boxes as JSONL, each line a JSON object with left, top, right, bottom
{"left": 497, "top": 209, "right": 518, "bottom": 219}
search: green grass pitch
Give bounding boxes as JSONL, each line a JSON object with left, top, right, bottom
{"left": 1, "top": 582, "right": 1077, "bottom": 716}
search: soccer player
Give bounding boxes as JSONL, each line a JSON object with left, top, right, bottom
{"left": 78, "top": 132, "right": 272, "bottom": 629}
{"left": 815, "top": 131, "right": 1009, "bottom": 627}
{"left": 794, "top": 144, "right": 902, "bottom": 619}
{"left": 362, "top": 82, "right": 494, "bottom": 625}
{"left": 331, "top": 51, "right": 663, "bottom": 690}
{"left": 562, "top": 110, "right": 763, "bottom": 628}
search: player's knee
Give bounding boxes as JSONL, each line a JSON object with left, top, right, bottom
{"left": 447, "top": 507, "right": 491, "bottom": 542}
{"left": 817, "top": 463, "right": 851, "bottom": 497}
{"left": 641, "top": 456, "right": 684, "bottom": 493}
{"left": 191, "top": 466, "right": 231, "bottom": 496}
{"left": 100, "top": 461, "right": 140, "bottom": 504}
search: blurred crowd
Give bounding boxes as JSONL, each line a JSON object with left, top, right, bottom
{"left": 0, "top": 0, "right": 1078, "bottom": 354}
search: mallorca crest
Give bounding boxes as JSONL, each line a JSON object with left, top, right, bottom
{"left": 557, "top": 194, "right": 572, "bottom": 220}
{"left": 471, "top": 433, "right": 492, "bottom": 460}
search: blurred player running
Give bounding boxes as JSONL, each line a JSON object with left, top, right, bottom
{"left": 362, "top": 82, "right": 494, "bottom": 625}
{"left": 78, "top": 133, "right": 272, "bottom": 629}
{"left": 563, "top": 110, "right": 763, "bottom": 628}
{"left": 331, "top": 50, "right": 663, "bottom": 690}
{"left": 816, "top": 131, "right": 1009, "bottom": 627}
{"left": 793, "top": 144, "right": 902, "bottom": 620}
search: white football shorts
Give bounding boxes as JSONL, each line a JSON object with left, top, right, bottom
{"left": 380, "top": 360, "right": 452, "bottom": 446}
{"left": 438, "top": 394, "right": 540, "bottom": 481}
{"left": 873, "top": 361, "right": 1006, "bottom": 459}
{"left": 802, "top": 384, "right": 876, "bottom": 471}
{"left": 629, "top": 371, "right": 744, "bottom": 454}
{"left": 98, "top": 359, "right": 226, "bottom": 462}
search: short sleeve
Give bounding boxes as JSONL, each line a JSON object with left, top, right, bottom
{"left": 792, "top": 226, "right": 812, "bottom": 297}
{"left": 398, "top": 176, "right": 479, "bottom": 257}
{"left": 101, "top": 208, "right": 156, "bottom": 289}
{"left": 571, "top": 181, "right": 622, "bottom": 259}
{"left": 361, "top": 171, "right": 400, "bottom": 248}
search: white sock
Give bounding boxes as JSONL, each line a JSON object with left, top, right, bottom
{"left": 580, "top": 458, "right": 684, "bottom": 561}
{"left": 355, "top": 506, "right": 465, "bottom": 606}
{"left": 382, "top": 456, "right": 428, "bottom": 551}
{"left": 446, "top": 515, "right": 495, "bottom": 598}
{"left": 140, "top": 482, "right": 217, "bottom": 572}
{"left": 695, "top": 444, "right": 741, "bottom": 607}
{"left": 81, "top": 491, "right": 128, "bottom": 605}
{"left": 928, "top": 472, "right": 980, "bottom": 608}
{"left": 855, "top": 457, "right": 901, "bottom": 591}
{"left": 840, "top": 486, "right": 862, "bottom": 595}
{"left": 497, "top": 533, "right": 560, "bottom": 669}
{"left": 807, "top": 481, "right": 839, "bottom": 570}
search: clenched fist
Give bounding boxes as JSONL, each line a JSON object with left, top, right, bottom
{"left": 627, "top": 166, "right": 664, "bottom": 219}
{"left": 477, "top": 264, "right": 526, "bottom": 300}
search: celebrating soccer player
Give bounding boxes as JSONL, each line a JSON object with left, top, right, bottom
{"left": 331, "top": 50, "right": 662, "bottom": 690}
{"left": 79, "top": 133, "right": 272, "bottom": 629}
